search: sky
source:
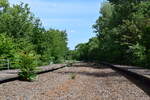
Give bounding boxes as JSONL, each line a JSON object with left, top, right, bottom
{"left": 9, "top": 0, "right": 105, "bottom": 50}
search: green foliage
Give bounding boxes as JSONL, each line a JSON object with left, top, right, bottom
{"left": 0, "top": 3, "right": 33, "bottom": 39}
{"left": 0, "top": 0, "right": 69, "bottom": 82}
{"left": 75, "top": 0, "right": 150, "bottom": 68}
{"left": 18, "top": 51, "right": 38, "bottom": 81}
{"left": 41, "top": 29, "right": 68, "bottom": 64}
{"left": 66, "top": 50, "right": 76, "bottom": 60}
{"left": 129, "top": 43, "right": 146, "bottom": 66}
{"left": 0, "top": 0, "right": 68, "bottom": 67}
{"left": 0, "top": 34, "right": 14, "bottom": 58}
{"left": 0, "top": 0, "right": 9, "bottom": 10}
{"left": 74, "top": 37, "right": 100, "bottom": 61}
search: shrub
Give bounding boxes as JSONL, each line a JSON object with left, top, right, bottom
{"left": 18, "top": 51, "right": 38, "bottom": 81}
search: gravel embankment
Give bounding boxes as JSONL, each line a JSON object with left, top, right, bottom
{"left": 0, "top": 63, "right": 150, "bottom": 100}
{"left": 0, "top": 64, "right": 65, "bottom": 82}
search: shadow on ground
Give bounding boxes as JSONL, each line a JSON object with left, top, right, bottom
{"left": 56, "top": 71, "right": 120, "bottom": 78}
{"left": 115, "top": 70, "right": 150, "bottom": 97}
{"left": 58, "top": 62, "right": 150, "bottom": 96}
{"left": 55, "top": 63, "right": 120, "bottom": 78}
{"left": 72, "top": 63, "right": 109, "bottom": 69}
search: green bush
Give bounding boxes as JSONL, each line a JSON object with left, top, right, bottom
{"left": 18, "top": 51, "right": 38, "bottom": 81}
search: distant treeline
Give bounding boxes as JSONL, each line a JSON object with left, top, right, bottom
{"left": 73, "top": 0, "right": 150, "bottom": 68}
{"left": 0, "top": 0, "right": 68, "bottom": 68}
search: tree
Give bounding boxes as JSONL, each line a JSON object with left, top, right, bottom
{"left": 0, "top": 33, "right": 15, "bottom": 58}
{"left": 76, "top": 0, "right": 150, "bottom": 68}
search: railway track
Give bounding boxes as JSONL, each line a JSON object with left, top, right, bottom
{"left": 100, "top": 62, "right": 150, "bottom": 96}
{"left": 0, "top": 64, "right": 67, "bottom": 84}
{"left": 0, "top": 62, "right": 150, "bottom": 100}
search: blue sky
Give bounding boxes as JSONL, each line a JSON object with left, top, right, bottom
{"left": 9, "top": 0, "right": 105, "bottom": 50}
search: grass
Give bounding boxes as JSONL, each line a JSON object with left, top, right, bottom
{"left": 70, "top": 73, "right": 76, "bottom": 79}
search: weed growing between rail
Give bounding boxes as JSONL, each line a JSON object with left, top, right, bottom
{"left": 18, "top": 51, "right": 38, "bottom": 81}
{"left": 70, "top": 73, "right": 76, "bottom": 80}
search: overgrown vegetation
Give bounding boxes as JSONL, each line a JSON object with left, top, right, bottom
{"left": 1, "top": 0, "right": 150, "bottom": 80}
{"left": 0, "top": 0, "right": 68, "bottom": 81}
{"left": 18, "top": 51, "right": 38, "bottom": 81}
{"left": 74, "top": 0, "right": 150, "bottom": 68}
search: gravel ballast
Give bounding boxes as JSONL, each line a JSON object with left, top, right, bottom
{"left": 0, "top": 63, "right": 150, "bottom": 100}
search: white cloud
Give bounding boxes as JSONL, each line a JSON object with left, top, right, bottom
{"left": 70, "top": 30, "right": 75, "bottom": 33}
{"left": 67, "top": 30, "right": 75, "bottom": 34}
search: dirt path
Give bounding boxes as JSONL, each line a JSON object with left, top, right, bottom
{"left": 0, "top": 63, "right": 150, "bottom": 100}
